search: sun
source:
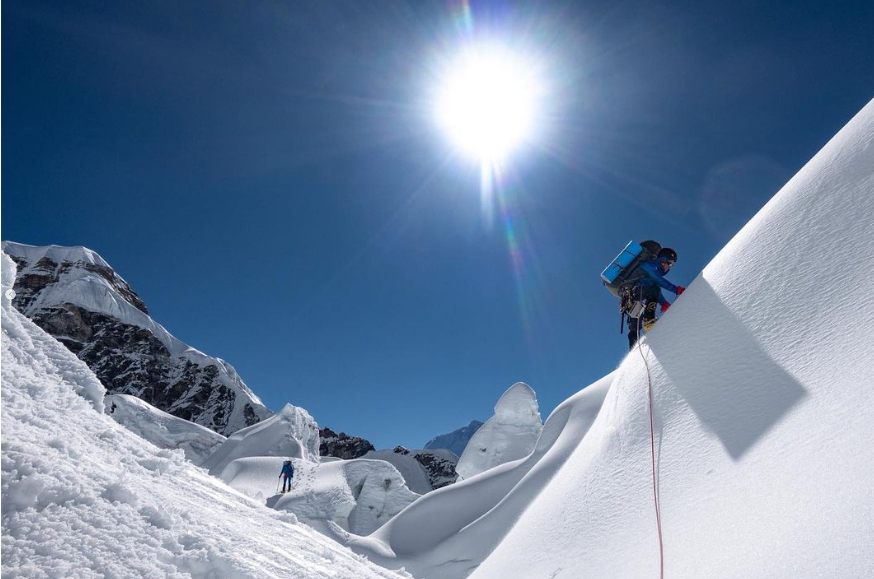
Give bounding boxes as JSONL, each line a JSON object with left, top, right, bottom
{"left": 435, "top": 44, "right": 543, "bottom": 164}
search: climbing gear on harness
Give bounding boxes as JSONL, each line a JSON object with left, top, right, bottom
{"left": 605, "top": 241, "right": 662, "bottom": 334}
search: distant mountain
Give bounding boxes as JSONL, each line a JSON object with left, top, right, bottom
{"left": 424, "top": 420, "right": 484, "bottom": 457}
{"left": 2, "top": 242, "right": 272, "bottom": 435}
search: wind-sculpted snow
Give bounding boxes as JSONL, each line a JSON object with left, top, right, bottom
{"left": 343, "top": 374, "right": 612, "bottom": 579}
{"left": 469, "top": 101, "right": 874, "bottom": 579}
{"left": 0, "top": 253, "right": 409, "bottom": 579}
{"left": 202, "top": 403, "right": 321, "bottom": 475}
{"left": 105, "top": 394, "right": 227, "bottom": 465}
{"left": 456, "top": 382, "right": 542, "bottom": 480}
{"left": 2, "top": 241, "right": 272, "bottom": 435}
{"left": 363, "top": 447, "right": 458, "bottom": 493}
{"left": 216, "top": 457, "right": 419, "bottom": 537}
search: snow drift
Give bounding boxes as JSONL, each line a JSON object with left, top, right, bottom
{"left": 469, "top": 101, "right": 874, "bottom": 578}
{"left": 344, "top": 374, "right": 612, "bottom": 578}
{"left": 0, "top": 251, "right": 407, "bottom": 579}
{"left": 456, "top": 382, "right": 542, "bottom": 480}
{"left": 362, "top": 447, "right": 458, "bottom": 493}
{"left": 202, "top": 403, "right": 321, "bottom": 475}
{"left": 343, "top": 101, "right": 874, "bottom": 579}
{"left": 202, "top": 405, "right": 419, "bottom": 537}
{"left": 264, "top": 459, "right": 419, "bottom": 536}
{"left": 105, "top": 393, "right": 227, "bottom": 465}
{"left": 214, "top": 455, "right": 419, "bottom": 537}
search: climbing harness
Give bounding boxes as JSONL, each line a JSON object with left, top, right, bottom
{"left": 619, "top": 285, "right": 645, "bottom": 334}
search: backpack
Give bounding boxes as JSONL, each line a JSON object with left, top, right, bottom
{"left": 601, "top": 240, "right": 661, "bottom": 298}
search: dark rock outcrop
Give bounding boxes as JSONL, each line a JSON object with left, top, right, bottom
{"left": 410, "top": 449, "right": 458, "bottom": 490}
{"left": 319, "top": 427, "right": 375, "bottom": 459}
{"left": 3, "top": 242, "right": 271, "bottom": 435}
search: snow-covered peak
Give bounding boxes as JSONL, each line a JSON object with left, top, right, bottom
{"left": 4, "top": 240, "right": 179, "bottom": 353}
{"left": 2, "top": 241, "right": 271, "bottom": 434}
{"left": 2, "top": 241, "right": 112, "bottom": 270}
{"left": 455, "top": 382, "right": 542, "bottom": 480}
{"left": 2, "top": 252, "right": 106, "bottom": 410}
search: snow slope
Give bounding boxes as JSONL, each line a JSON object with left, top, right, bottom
{"left": 216, "top": 456, "right": 419, "bottom": 536}
{"left": 105, "top": 393, "right": 227, "bottom": 465}
{"left": 456, "top": 382, "right": 542, "bottom": 480}
{"left": 469, "top": 101, "right": 874, "bottom": 578}
{"left": 202, "top": 403, "right": 321, "bottom": 475}
{"left": 0, "top": 252, "right": 408, "bottom": 579}
{"left": 2, "top": 241, "right": 272, "bottom": 434}
{"left": 343, "top": 374, "right": 612, "bottom": 579}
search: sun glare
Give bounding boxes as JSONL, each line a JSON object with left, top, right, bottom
{"left": 436, "top": 44, "right": 543, "bottom": 163}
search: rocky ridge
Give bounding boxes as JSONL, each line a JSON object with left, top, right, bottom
{"left": 319, "top": 427, "right": 376, "bottom": 459}
{"left": 2, "top": 242, "right": 272, "bottom": 435}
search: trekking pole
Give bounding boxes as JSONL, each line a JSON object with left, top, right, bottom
{"left": 276, "top": 477, "right": 281, "bottom": 495}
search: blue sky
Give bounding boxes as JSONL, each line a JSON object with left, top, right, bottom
{"left": 3, "top": 0, "right": 873, "bottom": 449}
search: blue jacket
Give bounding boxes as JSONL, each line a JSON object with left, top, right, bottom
{"left": 280, "top": 462, "right": 294, "bottom": 476}
{"left": 634, "top": 259, "right": 679, "bottom": 305}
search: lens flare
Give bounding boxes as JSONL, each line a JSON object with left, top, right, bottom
{"left": 435, "top": 44, "right": 542, "bottom": 163}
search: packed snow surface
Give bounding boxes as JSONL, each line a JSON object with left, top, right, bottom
{"left": 202, "top": 403, "right": 321, "bottom": 475}
{"left": 0, "top": 252, "right": 408, "bottom": 579}
{"left": 214, "top": 456, "right": 419, "bottom": 537}
{"left": 455, "top": 382, "right": 542, "bottom": 480}
{"left": 105, "top": 393, "right": 226, "bottom": 465}
{"left": 362, "top": 450, "right": 433, "bottom": 495}
{"left": 468, "top": 101, "right": 874, "bottom": 578}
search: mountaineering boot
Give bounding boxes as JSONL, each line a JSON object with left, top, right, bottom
{"left": 641, "top": 301, "right": 658, "bottom": 332}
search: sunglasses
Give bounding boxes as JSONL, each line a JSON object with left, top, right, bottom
{"left": 664, "top": 260, "right": 675, "bottom": 266}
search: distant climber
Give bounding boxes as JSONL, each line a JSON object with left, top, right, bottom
{"left": 601, "top": 241, "right": 686, "bottom": 350}
{"left": 279, "top": 460, "right": 295, "bottom": 494}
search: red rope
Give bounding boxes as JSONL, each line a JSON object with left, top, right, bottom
{"left": 637, "top": 315, "right": 665, "bottom": 579}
